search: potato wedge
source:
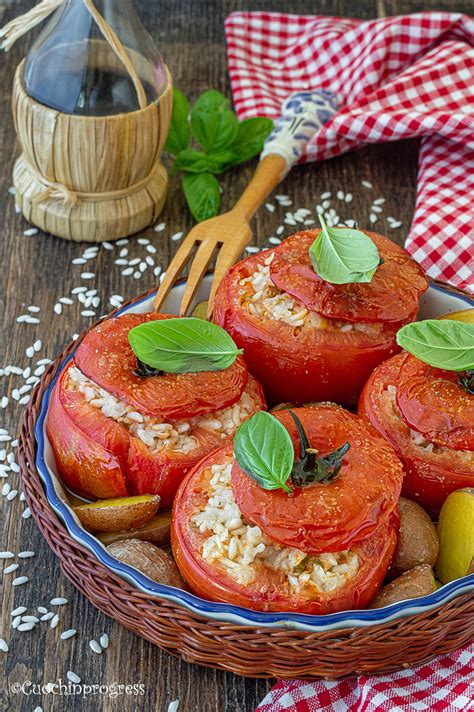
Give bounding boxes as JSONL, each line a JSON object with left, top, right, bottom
{"left": 191, "top": 301, "right": 209, "bottom": 320}
{"left": 436, "top": 488, "right": 474, "bottom": 583}
{"left": 371, "top": 564, "right": 436, "bottom": 608}
{"left": 73, "top": 495, "right": 160, "bottom": 532}
{"left": 389, "top": 498, "right": 439, "bottom": 578}
{"left": 96, "top": 510, "right": 171, "bottom": 547}
{"left": 107, "top": 539, "right": 186, "bottom": 588}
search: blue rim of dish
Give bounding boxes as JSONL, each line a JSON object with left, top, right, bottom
{"left": 33, "top": 282, "right": 474, "bottom": 631}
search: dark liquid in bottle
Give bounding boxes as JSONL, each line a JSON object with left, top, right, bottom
{"left": 29, "top": 67, "right": 157, "bottom": 116}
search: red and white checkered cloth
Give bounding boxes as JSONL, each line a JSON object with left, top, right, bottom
{"left": 225, "top": 11, "right": 474, "bottom": 292}
{"left": 256, "top": 642, "right": 474, "bottom": 712}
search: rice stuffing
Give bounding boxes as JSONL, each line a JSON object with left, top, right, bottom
{"left": 385, "top": 385, "right": 473, "bottom": 463}
{"left": 67, "top": 366, "right": 256, "bottom": 455}
{"left": 192, "top": 459, "right": 359, "bottom": 592}
{"left": 239, "top": 253, "right": 383, "bottom": 334}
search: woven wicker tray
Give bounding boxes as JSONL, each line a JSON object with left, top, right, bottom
{"left": 18, "top": 281, "right": 474, "bottom": 679}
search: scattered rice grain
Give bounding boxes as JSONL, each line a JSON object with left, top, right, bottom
{"left": 12, "top": 576, "right": 29, "bottom": 586}
{"left": 18, "top": 622, "right": 35, "bottom": 632}
{"left": 89, "top": 639, "right": 102, "bottom": 654}
{"left": 50, "top": 597, "right": 68, "bottom": 606}
{"left": 60, "top": 629, "right": 77, "bottom": 640}
{"left": 4, "top": 563, "right": 19, "bottom": 573}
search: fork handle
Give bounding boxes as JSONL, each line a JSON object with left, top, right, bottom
{"left": 233, "top": 90, "right": 338, "bottom": 221}
{"left": 233, "top": 153, "right": 288, "bottom": 221}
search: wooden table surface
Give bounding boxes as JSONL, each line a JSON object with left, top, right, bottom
{"left": 0, "top": 1, "right": 470, "bottom": 711}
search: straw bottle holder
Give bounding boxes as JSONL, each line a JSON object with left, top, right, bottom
{"left": 12, "top": 61, "right": 172, "bottom": 242}
{"left": 4, "top": 0, "right": 173, "bottom": 242}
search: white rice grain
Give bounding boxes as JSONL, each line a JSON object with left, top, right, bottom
{"left": 89, "top": 639, "right": 102, "bottom": 654}
{"left": 50, "top": 597, "right": 68, "bottom": 606}
{"left": 60, "top": 629, "right": 77, "bottom": 640}
{"left": 12, "top": 576, "right": 29, "bottom": 586}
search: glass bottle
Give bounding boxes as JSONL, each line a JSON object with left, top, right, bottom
{"left": 23, "top": 0, "right": 166, "bottom": 116}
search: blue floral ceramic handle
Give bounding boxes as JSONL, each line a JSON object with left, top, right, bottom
{"left": 260, "top": 90, "right": 339, "bottom": 170}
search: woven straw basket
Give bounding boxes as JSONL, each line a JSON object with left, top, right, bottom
{"left": 18, "top": 283, "right": 474, "bottom": 679}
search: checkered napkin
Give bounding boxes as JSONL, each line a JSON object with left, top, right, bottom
{"left": 225, "top": 11, "right": 474, "bottom": 292}
{"left": 256, "top": 642, "right": 474, "bottom": 712}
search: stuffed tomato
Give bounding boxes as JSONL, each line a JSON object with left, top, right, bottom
{"left": 359, "top": 352, "right": 474, "bottom": 517}
{"left": 213, "top": 230, "right": 428, "bottom": 406}
{"left": 172, "top": 405, "right": 402, "bottom": 613}
{"left": 47, "top": 313, "right": 265, "bottom": 507}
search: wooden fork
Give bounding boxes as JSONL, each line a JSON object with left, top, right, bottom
{"left": 153, "top": 90, "right": 339, "bottom": 320}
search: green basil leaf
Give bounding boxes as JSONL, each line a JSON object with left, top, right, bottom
{"left": 206, "top": 148, "right": 239, "bottom": 174}
{"left": 234, "top": 411, "right": 293, "bottom": 493}
{"left": 309, "top": 214, "right": 381, "bottom": 284}
{"left": 173, "top": 149, "right": 210, "bottom": 174}
{"left": 396, "top": 319, "right": 474, "bottom": 371}
{"left": 128, "top": 317, "right": 243, "bottom": 374}
{"left": 182, "top": 172, "right": 221, "bottom": 222}
{"left": 191, "top": 90, "right": 239, "bottom": 152}
{"left": 231, "top": 117, "right": 274, "bottom": 164}
{"left": 164, "top": 88, "right": 190, "bottom": 156}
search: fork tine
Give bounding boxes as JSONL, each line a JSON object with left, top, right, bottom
{"left": 179, "top": 239, "right": 218, "bottom": 316}
{"left": 153, "top": 235, "right": 196, "bottom": 312}
{"left": 206, "top": 242, "right": 245, "bottom": 319}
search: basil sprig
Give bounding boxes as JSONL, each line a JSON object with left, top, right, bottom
{"left": 165, "top": 88, "right": 273, "bottom": 222}
{"left": 234, "top": 410, "right": 350, "bottom": 493}
{"left": 309, "top": 215, "right": 381, "bottom": 284}
{"left": 287, "top": 410, "right": 350, "bottom": 486}
{"left": 396, "top": 319, "right": 474, "bottom": 372}
{"left": 234, "top": 412, "right": 293, "bottom": 493}
{"left": 128, "top": 318, "right": 243, "bottom": 375}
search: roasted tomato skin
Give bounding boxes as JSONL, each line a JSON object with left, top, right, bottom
{"left": 47, "top": 376, "right": 129, "bottom": 499}
{"left": 75, "top": 313, "right": 249, "bottom": 420}
{"left": 171, "top": 445, "right": 398, "bottom": 614}
{"left": 395, "top": 355, "right": 474, "bottom": 451}
{"left": 269, "top": 230, "right": 428, "bottom": 324}
{"left": 48, "top": 365, "right": 265, "bottom": 507}
{"left": 213, "top": 249, "right": 420, "bottom": 406}
{"left": 231, "top": 405, "right": 403, "bottom": 553}
{"left": 358, "top": 353, "right": 474, "bottom": 517}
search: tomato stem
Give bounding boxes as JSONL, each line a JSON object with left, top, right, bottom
{"left": 287, "top": 410, "right": 350, "bottom": 487}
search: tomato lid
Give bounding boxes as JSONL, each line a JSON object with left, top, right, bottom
{"left": 269, "top": 230, "right": 428, "bottom": 324}
{"left": 74, "top": 313, "right": 248, "bottom": 419}
{"left": 396, "top": 353, "right": 474, "bottom": 451}
{"left": 231, "top": 405, "right": 403, "bottom": 553}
